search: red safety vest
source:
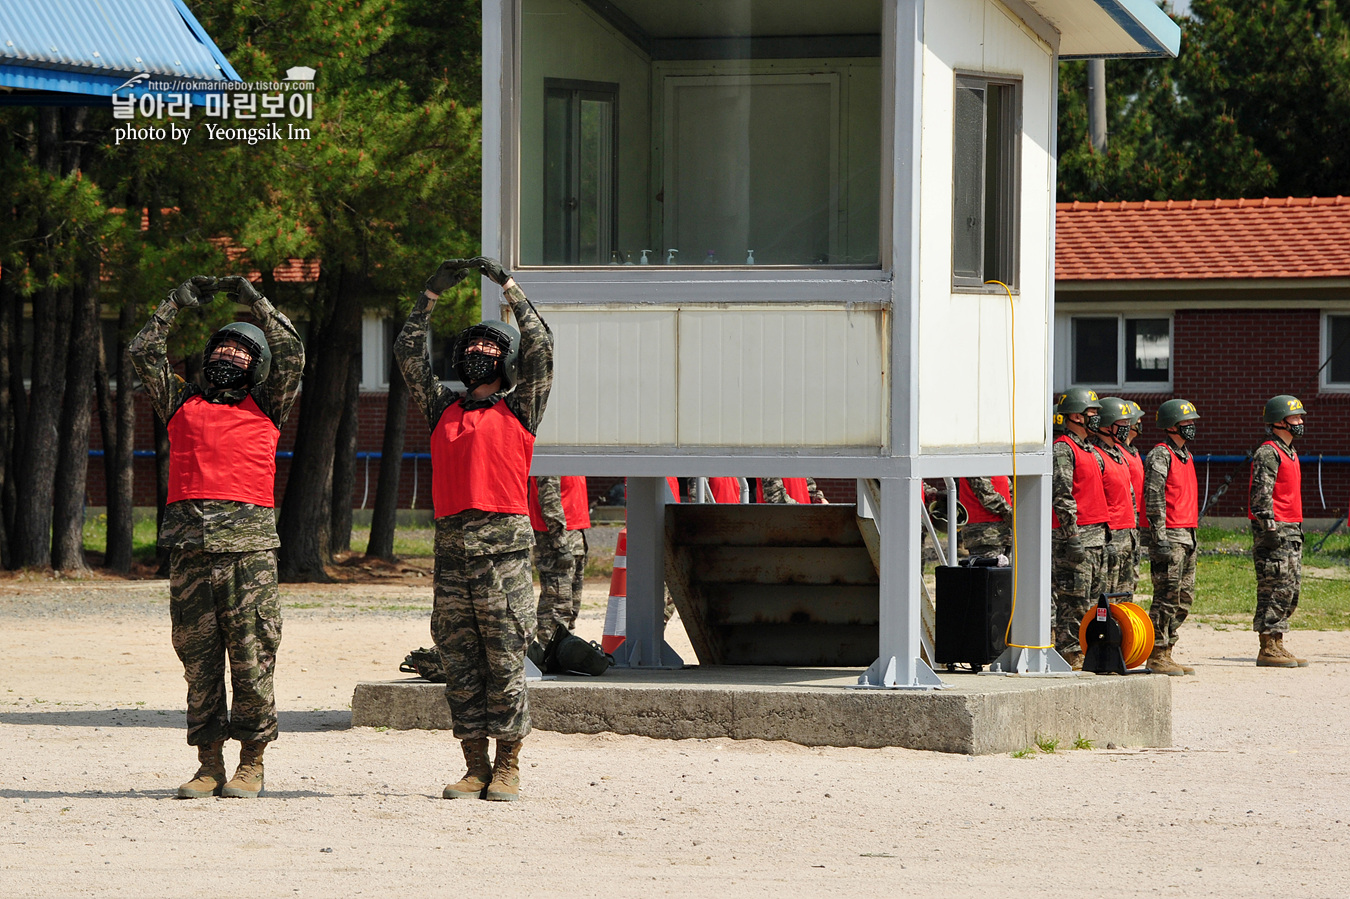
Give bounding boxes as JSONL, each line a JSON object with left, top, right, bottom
{"left": 959, "top": 477, "right": 1010, "bottom": 524}
{"left": 756, "top": 477, "right": 811, "bottom": 504}
{"left": 1124, "top": 445, "right": 1145, "bottom": 525}
{"left": 708, "top": 477, "right": 741, "bottom": 503}
{"left": 166, "top": 394, "right": 279, "bottom": 507}
{"left": 527, "top": 476, "right": 591, "bottom": 532}
{"left": 430, "top": 400, "right": 535, "bottom": 518}
{"left": 1248, "top": 441, "right": 1302, "bottom": 524}
{"left": 1160, "top": 443, "right": 1198, "bottom": 529}
{"left": 1053, "top": 434, "right": 1109, "bottom": 529}
{"left": 1098, "top": 445, "right": 1137, "bottom": 530}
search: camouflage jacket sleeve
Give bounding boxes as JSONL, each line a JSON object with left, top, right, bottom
{"left": 761, "top": 477, "right": 795, "bottom": 504}
{"left": 806, "top": 477, "right": 826, "bottom": 503}
{"left": 502, "top": 284, "right": 553, "bottom": 434}
{"left": 1051, "top": 440, "right": 1079, "bottom": 538}
{"left": 535, "top": 476, "right": 569, "bottom": 535}
{"left": 127, "top": 297, "right": 196, "bottom": 423}
{"left": 393, "top": 292, "right": 459, "bottom": 429}
{"left": 1249, "top": 443, "right": 1280, "bottom": 526}
{"left": 1144, "top": 444, "right": 1173, "bottom": 538}
{"left": 249, "top": 297, "right": 305, "bottom": 427}
{"left": 969, "top": 476, "right": 1012, "bottom": 519}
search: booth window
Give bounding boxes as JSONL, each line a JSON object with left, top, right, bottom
{"left": 518, "top": 0, "right": 883, "bottom": 268}
{"left": 952, "top": 75, "right": 1020, "bottom": 289}
{"left": 1067, "top": 314, "right": 1170, "bottom": 390}
{"left": 1324, "top": 313, "right": 1350, "bottom": 389}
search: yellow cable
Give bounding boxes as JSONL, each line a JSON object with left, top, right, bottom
{"left": 986, "top": 279, "right": 1051, "bottom": 651}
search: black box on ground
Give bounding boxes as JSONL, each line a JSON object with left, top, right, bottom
{"left": 934, "top": 565, "right": 1013, "bottom": 669}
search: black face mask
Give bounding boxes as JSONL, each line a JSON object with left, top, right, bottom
{"left": 1083, "top": 413, "right": 1102, "bottom": 431}
{"left": 457, "top": 352, "right": 501, "bottom": 389}
{"left": 1288, "top": 423, "right": 1305, "bottom": 438}
{"left": 204, "top": 360, "right": 248, "bottom": 390}
{"left": 1177, "top": 423, "right": 1197, "bottom": 442}
{"left": 1114, "top": 423, "right": 1132, "bottom": 442}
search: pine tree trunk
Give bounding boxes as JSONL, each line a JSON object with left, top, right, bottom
{"left": 0, "top": 267, "right": 15, "bottom": 569}
{"left": 328, "top": 356, "right": 360, "bottom": 554}
{"left": 52, "top": 252, "right": 100, "bottom": 573}
{"left": 101, "top": 301, "right": 137, "bottom": 572}
{"left": 366, "top": 350, "right": 409, "bottom": 561}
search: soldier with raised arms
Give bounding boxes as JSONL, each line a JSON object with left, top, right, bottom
{"left": 1249, "top": 395, "right": 1310, "bottom": 668}
{"left": 395, "top": 256, "right": 552, "bottom": 802}
{"left": 1143, "top": 399, "right": 1202, "bottom": 676}
{"left": 129, "top": 275, "right": 304, "bottom": 800}
{"left": 1051, "top": 387, "right": 1110, "bottom": 670}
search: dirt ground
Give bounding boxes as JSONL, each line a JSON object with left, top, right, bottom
{"left": 2, "top": 573, "right": 1349, "bottom": 898}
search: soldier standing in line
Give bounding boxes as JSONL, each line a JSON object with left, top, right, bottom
{"left": 129, "top": 275, "right": 304, "bottom": 800}
{"left": 1051, "top": 388, "right": 1110, "bottom": 670}
{"left": 1120, "top": 401, "right": 1147, "bottom": 587}
{"left": 395, "top": 256, "right": 552, "bottom": 802}
{"left": 1250, "top": 395, "right": 1311, "bottom": 668}
{"left": 1092, "top": 398, "right": 1140, "bottom": 595}
{"left": 958, "top": 476, "right": 1012, "bottom": 559}
{"left": 758, "top": 477, "right": 829, "bottom": 504}
{"left": 528, "top": 475, "right": 591, "bottom": 648}
{"left": 1143, "top": 398, "right": 1202, "bottom": 676}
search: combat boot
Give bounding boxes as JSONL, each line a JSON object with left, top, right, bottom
{"left": 484, "top": 739, "right": 522, "bottom": 802}
{"left": 1257, "top": 633, "right": 1299, "bottom": 668}
{"left": 443, "top": 738, "right": 492, "bottom": 799}
{"left": 176, "top": 740, "right": 226, "bottom": 799}
{"left": 222, "top": 740, "right": 266, "bottom": 799}
{"left": 1147, "top": 646, "right": 1184, "bottom": 676}
{"left": 1169, "top": 647, "right": 1196, "bottom": 675}
{"left": 1276, "top": 633, "right": 1309, "bottom": 667}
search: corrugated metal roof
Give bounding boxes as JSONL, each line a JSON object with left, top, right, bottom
{"left": 0, "top": 0, "right": 240, "bottom": 96}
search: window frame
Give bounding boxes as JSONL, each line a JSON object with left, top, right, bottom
{"left": 1320, "top": 311, "right": 1350, "bottom": 392}
{"left": 542, "top": 77, "right": 620, "bottom": 266}
{"left": 1057, "top": 312, "right": 1174, "bottom": 394}
{"left": 951, "top": 72, "right": 1021, "bottom": 293}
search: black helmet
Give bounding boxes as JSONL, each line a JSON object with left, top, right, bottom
{"left": 452, "top": 319, "right": 520, "bottom": 389}
{"left": 1262, "top": 395, "right": 1306, "bottom": 424}
{"left": 203, "top": 321, "right": 271, "bottom": 386}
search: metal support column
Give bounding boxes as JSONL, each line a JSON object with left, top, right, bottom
{"left": 987, "top": 472, "right": 1072, "bottom": 675}
{"left": 619, "top": 477, "right": 683, "bottom": 669}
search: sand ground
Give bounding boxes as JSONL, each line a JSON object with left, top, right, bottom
{"left": 2, "top": 574, "right": 1349, "bottom": 898}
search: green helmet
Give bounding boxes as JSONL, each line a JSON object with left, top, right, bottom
{"left": 1051, "top": 403, "right": 1065, "bottom": 436}
{"left": 1263, "top": 395, "right": 1306, "bottom": 424}
{"left": 1057, "top": 387, "right": 1101, "bottom": 415}
{"left": 1097, "top": 397, "right": 1133, "bottom": 428}
{"left": 204, "top": 321, "right": 271, "bottom": 385}
{"left": 1156, "top": 398, "right": 1200, "bottom": 430}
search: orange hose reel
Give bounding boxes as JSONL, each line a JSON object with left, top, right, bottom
{"left": 1079, "top": 600, "right": 1155, "bottom": 669}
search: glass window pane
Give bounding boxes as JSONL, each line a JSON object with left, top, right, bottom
{"left": 1125, "top": 318, "right": 1169, "bottom": 382}
{"left": 578, "top": 98, "right": 614, "bottom": 264}
{"left": 542, "top": 90, "right": 572, "bottom": 264}
{"left": 1330, "top": 315, "right": 1350, "bottom": 384}
{"left": 1074, "top": 318, "right": 1118, "bottom": 384}
{"left": 952, "top": 81, "right": 985, "bottom": 281}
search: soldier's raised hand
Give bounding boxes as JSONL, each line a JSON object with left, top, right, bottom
{"left": 465, "top": 256, "right": 511, "bottom": 287}
{"left": 219, "top": 275, "right": 263, "bottom": 305}
{"left": 424, "top": 260, "right": 472, "bottom": 296}
{"left": 171, "top": 275, "right": 219, "bottom": 308}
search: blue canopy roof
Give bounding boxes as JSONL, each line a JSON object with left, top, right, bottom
{"left": 0, "top": 0, "right": 242, "bottom": 103}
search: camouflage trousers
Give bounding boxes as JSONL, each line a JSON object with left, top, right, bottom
{"left": 533, "top": 529, "right": 587, "bottom": 646}
{"left": 1051, "top": 534, "right": 1105, "bottom": 654}
{"left": 1101, "top": 526, "right": 1139, "bottom": 598}
{"left": 1149, "top": 535, "right": 1197, "bottom": 648}
{"left": 961, "top": 521, "right": 1011, "bottom": 560}
{"left": 169, "top": 548, "right": 282, "bottom": 746}
{"left": 432, "top": 547, "right": 536, "bottom": 741}
{"left": 1251, "top": 522, "right": 1302, "bottom": 634}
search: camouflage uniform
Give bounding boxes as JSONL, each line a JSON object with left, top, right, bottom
{"left": 395, "top": 284, "right": 552, "bottom": 741}
{"left": 1051, "top": 432, "right": 1107, "bottom": 654}
{"left": 961, "top": 477, "right": 1012, "bottom": 558}
{"left": 129, "top": 293, "right": 303, "bottom": 747}
{"left": 760, "top": 477, "right": 826, "bottom": 504}
{"left": 1122, "top": 442, "right": 1145, "bottom": 587}
{"left": 1144, "top": 441, "right": 1197, "bottom": 649}
{"left": 1092, "top": 438, "right": 1139, "bottom": 597}
{"left": 1249, "top": 441, "right": 1302, "bottom": 635}
{"left": 532, "top": 476, "right": 587, "bottom": 646}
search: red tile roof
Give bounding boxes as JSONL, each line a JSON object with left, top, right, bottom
{"left": 1056, "top": 196, "right": 1350, "bottom": 282}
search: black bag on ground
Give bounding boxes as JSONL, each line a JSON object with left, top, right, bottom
{"left": 400, "top": 647, "right": 446, "bottom": 683}
{"left": 529, "top": 624, "right": 614, "bottom": 676}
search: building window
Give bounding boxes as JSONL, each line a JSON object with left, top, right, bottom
{"left": 1323, "top": 313, "right": 1350, "bottom": 389}
{"left": 544, "top": 79, "right": 618, "bottom": 265}
{"left": 1063, "top": 314, "right": 1171, "bottom": 391}
{"left": 952, "top": 74, "right": 1020, "bottom": 290}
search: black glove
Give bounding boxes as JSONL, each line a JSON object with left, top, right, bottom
{"left": 218, "top": 275, "right": 263, "bottom": 305}
{"left": 424, "top": 260, "right": 471, "bottom": 296}
{"left": 465, "top": 255, "right": 511, "bottom": 286}
{"left": 1064, "top": 536, "right": 1086, "bottom": 564}
{"left": 1256, "top": 524, "right": 1282, "bottom": 551}
{"left": 171, "top": 275, "right": 219, "bottom": 308}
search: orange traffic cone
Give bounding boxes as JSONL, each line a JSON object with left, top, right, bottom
{"left": 601, "top": 528, "right": 628, "bottom": 660}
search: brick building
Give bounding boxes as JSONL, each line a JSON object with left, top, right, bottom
{"left": 1055, "top": 197, "right": 1350, "bottom": 522}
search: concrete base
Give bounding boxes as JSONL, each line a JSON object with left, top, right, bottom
{"left": 351, "top": 666, "right": 1170, "bottom": 755}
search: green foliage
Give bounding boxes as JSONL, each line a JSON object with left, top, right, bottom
{"left": 1073, "top": 734, "right": 1095, "bottom": 750}
{"left": 1010, "top": 746, "right": 1037, "bottom": 759}
{"left": 1034, "top": 733, "right": 1060, "bottom": 753}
